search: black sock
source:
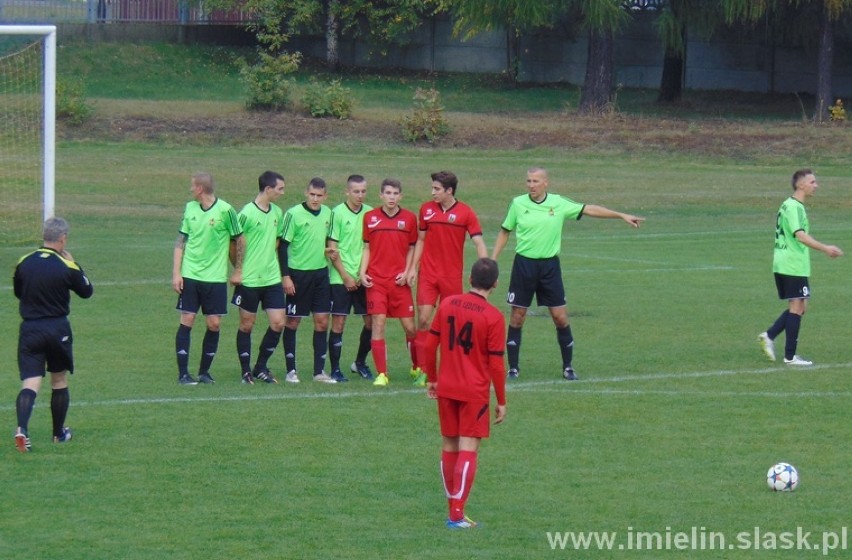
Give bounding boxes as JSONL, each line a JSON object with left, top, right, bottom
{"left": 329, "top": 331, "right": 343, "bottom": 371}
{"left": 784, "top": 313, "right": 802, "bottom": 360}
{"left": 767, "top": 310, "right": 789, "bottom": 340}
{"left": 506, "top": 326, "right": 522, "bottom": 370}
{"left": 16, "top": 388, "right": 37, "bottom": 434}
{"left": 51, "top": 387, "right": 70, "bottom": 438}
{"left": 175, "top": 324, "right": 191, "bottom": 377}
{"left": 237, "top": 329, "right": 252, "bottom": 373}
{"left": 355, "top": 326, "right": 372, "bottom": 364}
{"left": 254, "top": 328, "right": 281, "bottom": 372}
{"left": 283, "top": 327, "right": 297, "bottom": 373}
{"left": 557, "top": 325, "right": 574, "bottom": 369}
{"left": 313, "top": 330, "right": 328, "bottom": 375}
{"left": 199, "top": 329, "right": 220, "bottom": 375}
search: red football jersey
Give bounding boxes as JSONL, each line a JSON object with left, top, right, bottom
{"left": 362, "top": 207, "right": 418, "bottom": 280}
{"left": 424, "top": 291, "right": 506, "bottom": 405}
{"left": 418, "top": 200, "right": 483, "bottom": 279}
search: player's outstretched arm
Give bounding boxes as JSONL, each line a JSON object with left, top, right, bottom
{"left": 795, "top": 231, "right": 844, "bottom": 258}
{"left": 582, "top": 204, "right": 645, "bottom": 228}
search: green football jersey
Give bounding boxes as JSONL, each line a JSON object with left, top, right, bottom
{"left": 238, "top": 201, "right": 285, "bottom": 287}
{"left": 773, "top": 197, "right": 810, "bottom": 277}
{"left": 328, "top": 201, "right": 373, "bottom": 284}
{"left": 281, "top": 202, "right": 332, "bottom": 271}
{"left": 500, "top": 193, "right": 584, "bottom": 259}
{"left": 179, "top": 198, "right": 242, "bottom": 283}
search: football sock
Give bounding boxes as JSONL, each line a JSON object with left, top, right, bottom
{"left": 313, "top": 330, "right": 328, "bottom": 375}
{"left": 328, "top": 331, "right": 343, "bottom": 371}
{"left": 371, "top": 339, "right": 388, "bottom": 375}
{"left": 50, "top": 387, "right": 70, "bottom": 438}
{"left": 506, "top": 326, "right": 522, "bottom": 370}
{"left": 784, "top": 312, "right": 802, "bottom": 360}
{"left": 406, "top": 335, "right": 418, "bottom": 370}
{"left": 767, "top": 310, "right": 789, "bottom": 340}
{"left": 175, "top": 324, "right": 192, "bottom": 377}
{"left": 441, "top": 450, "right": 460, "bottom": 516}
{"left": 415, "top": 330, "right": 429, "bottom": 370}
{"left": 198, "top": 329, "right": 220, "bottom": 375}
{"left": 556, "top": 325, "right": 574, "bottom": 368}
{"left": 16, "top": 388, "right": 37, "bottom": 433}
{"left": 283, "top": 327, "right": 298, "bottom": 372}
{"left": 254, "top": 327, "right": 281, "bottom": 372}
{"left": 450, "top": 450, "right": 478, "bottom": 522}
{"left": 236, "top": 329, "right": 252, "bottom": 373}
{"left": 355, "top": 326, "right": 372, "bottom": 364}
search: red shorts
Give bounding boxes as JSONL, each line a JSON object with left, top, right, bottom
{"left": 416, "top": 273, "right": 463, "bottom": 307}
{"left": 438, "top": 397, "right": 491, "bottom": 439}
{"left": 366, "top": 280, "right": 414, "bottom": 318}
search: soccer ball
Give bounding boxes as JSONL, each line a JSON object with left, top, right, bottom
{"left": 766, "top": 462, "right": 799, "bottom": 492}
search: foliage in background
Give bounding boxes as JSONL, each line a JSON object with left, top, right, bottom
{"left": 239, "top": 50, "right": 302, "bottom": 111}
{"left": 400, "top": 87, "right": 450, "bottom": 143}
{"left": 56, "top": 77, "right": 92, "bottom": 125}
{"left": 301, "top": 78, "right": 355, "bottom": 118}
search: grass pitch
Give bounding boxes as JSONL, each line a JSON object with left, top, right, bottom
{"left": 1, "top": 143, "right": 850, "bottom": 559}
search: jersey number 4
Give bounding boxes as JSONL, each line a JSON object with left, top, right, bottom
{"left": 446, "top": 316, "right": 474, "bottom": 355}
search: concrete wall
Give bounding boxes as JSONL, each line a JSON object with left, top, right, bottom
{"left": 57, "top": 11, "right": 852, "bottom": 97}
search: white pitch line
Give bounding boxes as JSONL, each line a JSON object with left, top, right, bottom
{"left": 1, "top": 363, "right": 849, "bottom": 412}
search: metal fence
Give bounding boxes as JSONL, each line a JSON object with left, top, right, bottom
{"left": 0, "top": 0, "right": 252, "bottom": 24}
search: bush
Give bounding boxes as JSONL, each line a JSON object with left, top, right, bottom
{"left": 400, "top": 87, "right": 449, "bottom": 143}
{"left": 239, "top": 51, "right": 301, "bottom": 111}
{"left": 56, "top": 78, "right": 92, "bottom": 125}
{"left": 301, "top": 79, "right": 354, "bottom": 119}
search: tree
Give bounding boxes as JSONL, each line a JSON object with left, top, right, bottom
{"left": 442, "top": 0, "right": 630, "bottom": 113}
{"left": 724, "top": 0, "right": 852, "bottom": 123}
{"left": 211, "top": 0, "right": 437, "bottom": 70}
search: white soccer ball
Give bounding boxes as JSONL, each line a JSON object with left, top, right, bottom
{"left": 766, "top": 462, "right": 799, "bottom": 492}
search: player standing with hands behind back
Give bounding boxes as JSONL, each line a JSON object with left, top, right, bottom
{"left": 422, "top": 257, "right": 506, "bottom": 529}
{"left": 757, "top": 169, "right": 843, "bottom": 365}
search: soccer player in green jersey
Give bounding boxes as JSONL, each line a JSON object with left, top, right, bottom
{"left": 281, "top": 178, "right": 336, "bottom": 383}
{"left": 491, "top": 167, "right": 644, "bottom": 381}
{"left": 232, "top": 171, "right": 287, "bottom": 385}
{"left": 173, "top": 172, "right": 244, "bottom": 385}
{"left": 758, "top": 169, "right": 843, "bottom": 366}
{"left": 326, "top": 175, "right": 375, "bottom": 382}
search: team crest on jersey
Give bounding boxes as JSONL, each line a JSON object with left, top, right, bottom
{"left": 448, "top": 214, "right": 457, "bottom": 223}
{"left": 209, "top": 218, "right": 216, "bottom": 226}
{"left": 398, "top": 220, "right": 406, "bottom": 229}
{"left": 549, "top": 207, "right": 555, "bottom": 216}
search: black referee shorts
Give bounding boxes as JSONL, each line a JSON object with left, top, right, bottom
{"left": 506, "top": 254, "right": 566, "bottom": 308}
{"left": 18, "top": 317, "right": 75, "bottom": 379}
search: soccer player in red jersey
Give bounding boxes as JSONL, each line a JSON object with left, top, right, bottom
{"left": 359, "top": 178, "right": 419, "bottom": 386}
{"left": 422, "top": 257, "right": 507, "bottom": 529}
{"left": 407, "top": 171, "right": 487, "bottom": 387}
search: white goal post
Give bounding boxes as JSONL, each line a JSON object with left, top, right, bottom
{"left": 0, "top": 24, "right": 56, "bottom": 226}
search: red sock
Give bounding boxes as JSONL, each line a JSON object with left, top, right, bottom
{"left": 441, "top": 451, "right": 459, "bottom": 517}
{"left": 450, "top": 450, "right": 477, "bottom": 521}
{"left": 415, "top": 330, "right": 429, "bottom": 371}
{"left": 406, "top": 335, "right": 418, "bottom": 370}
{"left": 371, "top": 339, "right": 387, "bottom": 375}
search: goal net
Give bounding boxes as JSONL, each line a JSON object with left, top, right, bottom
{"left": 0, "top": 25, "right": 56, "bottom": 245}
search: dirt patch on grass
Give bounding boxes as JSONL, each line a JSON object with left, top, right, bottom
{"left": 60, "top": 107, "right": 850, "bottom": 160}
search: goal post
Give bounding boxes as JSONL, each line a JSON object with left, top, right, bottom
{"left": 0, "top": 25, "right": 56, "bottom": 244}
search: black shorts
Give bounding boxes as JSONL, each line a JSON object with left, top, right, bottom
{"left": 18, "top": 318, "right": 75, "bottom": 379}
{"left": 286, "top": 268, "right": 332, "bottom": 317}
{"left": 507, "top": 254, "right": 566, "bottom": 308}
{"left": 330, "top": 283, "right": 368, "bottom": 316}
{"left": 774, "top": 273, "right": 810, "bottom": 300}
{"left": 232, "top": 283, "right": 286, "bottom": 313}
{"left": 177, "top": 278, "right": 228, "bottom": 316}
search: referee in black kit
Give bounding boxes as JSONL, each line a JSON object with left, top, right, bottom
{"left": 13, "top": 217, "right": 93, "bottom": 453}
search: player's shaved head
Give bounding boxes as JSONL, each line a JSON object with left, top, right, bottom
{"left": 791, "top": 168, "right": 814, "bottom": 191}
